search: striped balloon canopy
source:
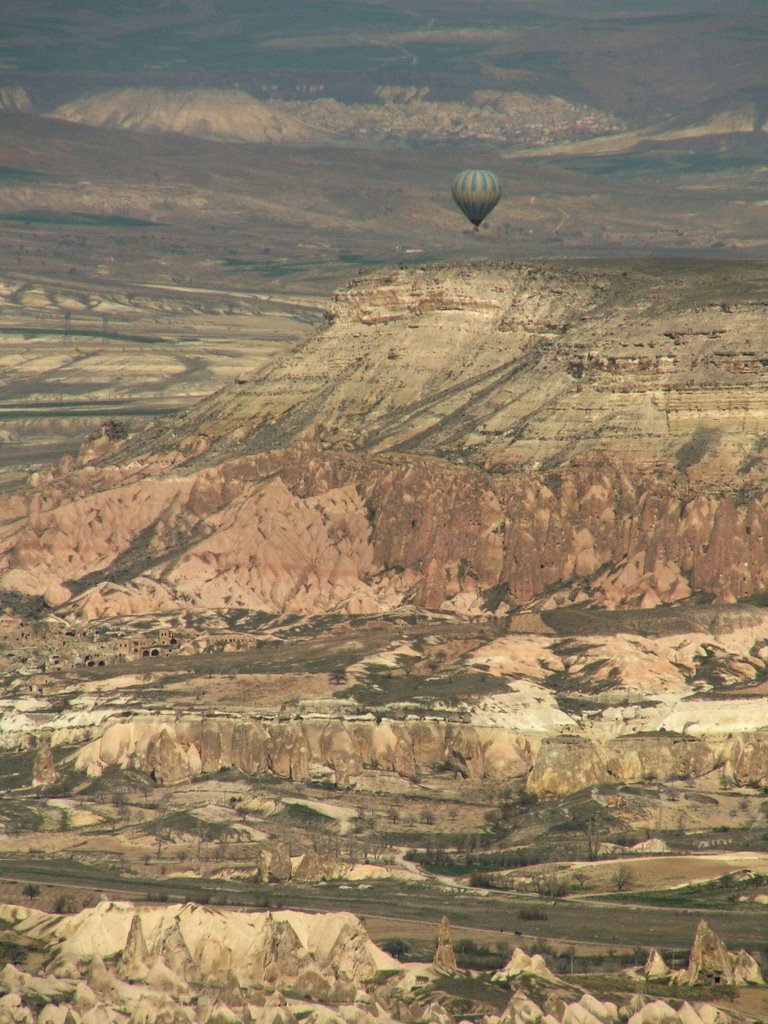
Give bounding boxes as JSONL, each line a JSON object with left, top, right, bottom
{"left": 451, "top": 169, "right": 501, "bottom": 230}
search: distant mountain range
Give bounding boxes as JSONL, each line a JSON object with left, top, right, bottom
{"left": 3, "top": 0, "right": 768, "bottom": 126}
{"left": 47, "top": 85, "right": 621, "bottom": 147}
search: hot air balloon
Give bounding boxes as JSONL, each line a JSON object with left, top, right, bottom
{"left": 451, "top": 169, "right": 501, "bottom": 231}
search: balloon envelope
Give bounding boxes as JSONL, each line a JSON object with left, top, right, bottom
{"left": 452, "top": 169, "right": 501, "bottom": 228}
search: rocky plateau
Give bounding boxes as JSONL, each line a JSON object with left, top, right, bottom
{"left": 4, "top": 261, "right": 768, "bottom": 618}
{"left": 1, "top": 261, "right": 767, "bottom": 1024}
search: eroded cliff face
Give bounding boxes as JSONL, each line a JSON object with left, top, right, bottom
{"left": 3, "top": 602, "right": 764, "bottom": 803}
{"left": 167, "top": 260, "right": 768, "bottom": 471}
{"left": 71, "top": 714, "right": 533, "bottom": 786}
{"left": 3, "top": 261, "right": 768, "bottom": 619}
{"left": 65, "top": 713, "right": 768, "bottom": 796}
{"left": 2, "top": 444, "right": 768, "bottom": 616}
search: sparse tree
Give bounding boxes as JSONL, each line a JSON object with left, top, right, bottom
{"left": 537, "top": 867, "right": 570, "bottom": 898}
{"left": 612, "top": 863, "right": 635, "bottom": 892}
{"left": 567, "top": 945, "right": 576, "bottom": 974}
{"left": 584, "top": 815, "right": 601, "bottom": 861}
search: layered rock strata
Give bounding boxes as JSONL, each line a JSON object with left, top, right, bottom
{"left": 3, "top": 262, "right": 768, "bottom": 619}
{"left": 66, "top": 714, "right": 768, "bottom": 795}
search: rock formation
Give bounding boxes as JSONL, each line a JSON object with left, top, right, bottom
{"left": 432, "top": 917, "right": 457, "bottom": 971}
{"left": 0, "top": 262, "right": 766, "bottom": 1024}
{"left": 0, "top": 900, "right": 749, "bottom": 1024}
{"left": 6, "top": 263, "right": 768, "bottom": 620}
{"left": 118, "top": 914, "right": 150, "bottom": 981}
{"left": 257, "top": 844, "right": 292, "bottom": 884}
{"left": 19, "top": 900, "right": 399, "bottom": 989}
{"left": 175, "top": 260, "right": 768, "bottom": 478}
{"left": 676, "top": 920, "right": 764, "bottom": 986}
{"left": 145, "top": 728, "right": 199, "bottom": 786}
{"left": 292, "top": 851, "right": 344, "bottom": 883}
{"left": 492, "top": 948, "right": 558, "bottom": 985}
{"left": 32, "top": 739, "right": 56, "bottom": 787}
{"left": 560, "top": 994, "right": 619, "bottom": 1023}
{"left": 643, "top": 949, "right": 670, "bottom": 981}
{"left": 66, "top": 712, "right": 768, "bottom": 798}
